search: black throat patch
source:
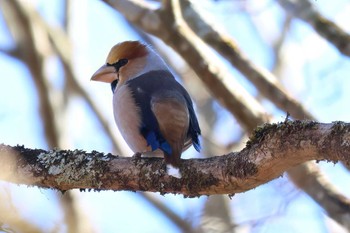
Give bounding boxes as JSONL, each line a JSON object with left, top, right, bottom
{"left": 111, "top": 79, "right": 118, "bottom": 93}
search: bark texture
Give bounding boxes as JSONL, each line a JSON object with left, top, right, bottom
{"left": 1, "top": 121, "right": 350, "bottom": 197}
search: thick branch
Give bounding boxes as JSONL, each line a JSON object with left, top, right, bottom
{"left": 1, "top": 121, "right": 350, "bottom": 196}
{"left": 92, "top": 1, "right": 350, "bottom": 227}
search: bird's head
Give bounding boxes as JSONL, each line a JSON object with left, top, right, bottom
{"left": 91, "top": 41, "right": 167, "bottom": 89}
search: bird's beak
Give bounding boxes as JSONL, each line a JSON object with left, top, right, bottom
{"left": 91, "top": 65, "right": 117, "bottom": 83}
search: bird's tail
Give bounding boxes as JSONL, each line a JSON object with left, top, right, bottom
{"left": 164, "top": 152, "right": 180, "bottom": 167}
{"left": 164, "top": 149, "right": 182, "bottom": 178}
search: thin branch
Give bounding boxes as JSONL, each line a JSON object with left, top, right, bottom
{"left": 43, "top": 18, "right": 124, "bottom": 154}
{"left": 277, "top": 0, "right": 350, "bottom": 57}
{"left": 9, "top": 0, "right": 125, "bottom": 155}
{"left": 0, "top": 187, "right": 44, "bottom": 233}
{"left": 2, "top": 3, "right": 94, "bottom": 232}
{"left": 201, "top": 195, "right": 236, "bottom": 233}
{"left": 138, "top": 193, "right": 200, "bottom": 233}
{"left": 60, "top": 192, "right": 80, "bottom": 233}
{"left": 60, "top": 191, "right": 96, "bottom": 233}
{"left": 178, "top": 0, "right": 314, "bottom": 120}
{"left": 0, "top": 47, "right": 21, "bottom": 59}
{"left": 1, "top": 0, "right": 60, "bottom": 148}
{"left": 1, "top": 121, "right": 350, "bottom": 197}
{"left": 288, "top": 162, "right": 350, "bottom": 230}
{"left": 271, "top": 15, "right": 293, "bottom": 75}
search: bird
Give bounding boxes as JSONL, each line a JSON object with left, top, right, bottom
{"left": 91, "top": 40, "right": 201, "bottom": 177}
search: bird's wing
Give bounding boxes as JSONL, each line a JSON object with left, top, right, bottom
{"left": 125, "top": 70, "right": 201, "bottom": 162}
{"left": 151, "top": 91, "right": 190, "bottom": 167}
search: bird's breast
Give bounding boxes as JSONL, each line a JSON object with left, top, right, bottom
{"left": 113, "top": 84, "right": 150, "bottom": 153}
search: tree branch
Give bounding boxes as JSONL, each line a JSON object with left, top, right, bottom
{"left": 1, "top": 0, "right": 61, "bottom": 148}
{"left": 277, "top": 0, "right": 350, "bottom": 57}
{"left": 179, "top": 0, "right": 314, "bottom": 120}
{"left": 100, "top": 1, "right": 350, "bottom": 228}
{"left": 1, "top": 121, "right": 350, "bottom": 197}
{"left": 287, "top": 162, "right": 350, "bottom": 230}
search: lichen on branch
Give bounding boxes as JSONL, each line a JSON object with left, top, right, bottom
{"left": 0, "top": 121, "right": 350, "bottom": 196}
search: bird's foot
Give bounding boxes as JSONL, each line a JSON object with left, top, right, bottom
{"left": 131, "top": 152, "right": 142, "bottom": 165}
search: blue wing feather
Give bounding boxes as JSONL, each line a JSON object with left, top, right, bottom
{"left": 144, "top": 129, "right": 172, "bottom": 154}
{"left": 145, "top": 131, "right": 159, "bottom": 151}
{"left": 160, "top": 141, "right": 172, "bottom": 154}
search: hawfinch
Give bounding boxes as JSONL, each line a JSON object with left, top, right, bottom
{"left": 91, "top": 41, "right": 201, "bottom": 176}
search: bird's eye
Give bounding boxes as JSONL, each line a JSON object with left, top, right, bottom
{"left": 107, "top": 59, "right": 129, "bottom": 72}
{"left": 118, "top": 59, "right": 128, "bottom": 67}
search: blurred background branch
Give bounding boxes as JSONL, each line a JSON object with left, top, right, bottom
{"left": 277, "top": 0, "right": 350, "bottom": 57}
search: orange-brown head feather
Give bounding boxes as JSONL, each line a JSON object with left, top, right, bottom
{"left": 106, "top": 41, "right": 148, "bottom": 64}
{"left": 92, "top": 40, "right": 168, "bottom": 86}
{"left": 91, "top": 41, "right": 149, "bottom": 84}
